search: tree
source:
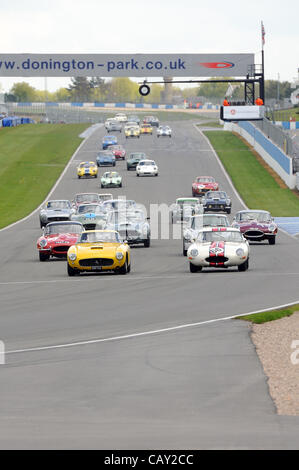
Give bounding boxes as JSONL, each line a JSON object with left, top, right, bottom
{"left": 10, "top": 82, "right": 37, "bottom": 102}
{"left": 198, "top": 78, "right": 231, "bottom": 99}
{"left": 109, "top": 78, "right": 139, "bottom": 102}
{"left": 89, "top": 77, "right": 109, "bottom": 101}
{"left": 67, "top": 77, "right": 93, "bottom": 102}
{"left": 54, "top": 87, "right": 71, "bottom": 102}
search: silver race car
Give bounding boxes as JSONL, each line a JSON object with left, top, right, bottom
{"left": 105, "top": 209, "right": 151, "bottom": 247}
{"left": 39, "top": 200, "right": 73, "bottom": 228}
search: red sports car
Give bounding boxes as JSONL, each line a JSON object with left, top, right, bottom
{"left": 37, "top": 221, "right": 83, "bottom": 261}
{"left": 110, "top": 144, "right": 126, "bottom": 160}
{"left": 192, "top": 176, "right": 219, "bottom": 197}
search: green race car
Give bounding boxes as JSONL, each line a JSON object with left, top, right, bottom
{"left": 101, "top": 171, "right": 122, "bottom": 188}
{"left": 127, "top": 152, "right": 147, "bottom": 171}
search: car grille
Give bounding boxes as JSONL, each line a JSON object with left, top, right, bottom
{"left": 52, "top": 245, "right": 70, "bottom": 253}
{"left": 206, "top": 204, "right": 225, "bottom": 210}
{"left": 100, "top": 162, "right": 113, "bottom": 166}
{"left": 84, "top": 223, "right": 96, "bottom": 230}
{"left": 79, "top": 258, "right": 114, "bottom": 267}
{"left": 244, "top": 230, "right": 264, "bottom": 238}
{"left": 47, "top": 216, "right": 69, "bottom": 222}
{"left": 205, "top": 256, "right": 229, "bottom": 263}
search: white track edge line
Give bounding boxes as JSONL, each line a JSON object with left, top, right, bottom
{"left": 6, "top": 300, "right": 299, "bottom": 355}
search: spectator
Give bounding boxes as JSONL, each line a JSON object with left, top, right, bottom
{"left": 223, "top": 98, "right": 229, "bottom": 106}
{"left": 255, "top": 97, "right": 264, "bottom": 106}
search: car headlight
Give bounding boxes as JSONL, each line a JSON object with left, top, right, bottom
{"left": 236, "top": 248, "right": 245, "bottom": 257}
{"left": 68, "top": 253, "right": 77, "bottom": 261}
{"left": 190, "top": 248, "right": 199, "bottom": 258}
{"left": 40, "top": 238, "right": 48, "bottom": 248}
{"left": 269, "top": 224, "right": 276, "bottom": 232}
{"left": 116, "top": 252, "right": 124, "bottom": 260}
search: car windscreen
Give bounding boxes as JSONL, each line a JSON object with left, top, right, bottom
{"left": 197, "top": 231, "right": 243, "bottom": 243}
{"left": 80, "top": 231, "right": 121, "bottom": 243}
{"left": 206, "top": 192, "right": 226, "bottom": 199}
{"left": 46, "top": 201, "right": 70, "bottom": 209}
{"left": 192, "top": 215, "right": 228, "bottom": 229}
{"left": 103, "top": 172, "right": 119, "bottom": 178}
{"left": 196, "top": 177, "right": 215, "bottom": 183}
{"left": 45, "top": 224, "right": 82, "bottom": 235}
{"left": 80, "top": 163, "right": 93, "bottom": 168}
{"left": 77, "top": 205, "right": 102, "bottom": 214}
{"left": 108, "top": 211, "right": 144, "bottom": 223}
{"left": 139, "top": 161, "right": 154, "bottom": 166}
{"left": 75, "top": 194, "right": 99, "bottom": 203}
{"left": 239, "top": 212, "right": 271, "bottom": 223}
{"left": 129, "top": 154, "right": 144, "bottom": 160}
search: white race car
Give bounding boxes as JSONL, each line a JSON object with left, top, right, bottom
{"left": 183, "top": 213, "right": 230, "bottom": 255}
{"left": 187, "top": 227, "right": 249, "bottom": 273}
{"left": 114, "top": 113, "right": 127, "bottom": 122}
{"left": 136, "top": 159, "right": 158, "bottom": 177}
{"left": 157, "top": 125, "right": 172, "bottom": 137}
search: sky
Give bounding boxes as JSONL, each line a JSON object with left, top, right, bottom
{"left": 0, "top": 0, "right": 298, "bottom": 93}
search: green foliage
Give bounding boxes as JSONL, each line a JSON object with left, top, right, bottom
{"left": 10, "top": 81, "right": 37, "bottom": 102}
{"left": 67, "top": 77, "right": 93, "bottom": 101}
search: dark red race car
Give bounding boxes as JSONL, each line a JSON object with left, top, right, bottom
{"left": 109, "top": 144, "right": 126, "bottom": 160}
{"left": 192, "top": 176, "right": 219, "bottom": 197}
{"left": 37, "top": 221, "right": 83, "bottom": 261}
{"left": 232, "top": 210, "right": 278, "bottom": 245}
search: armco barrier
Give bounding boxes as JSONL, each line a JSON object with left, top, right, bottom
{"left": 225, "top": 120, "right": 296, "bottom": 189}
{"left": 275, "top": 121, "right": 299, "bottom": 130}
{"left": 10, "top": 102, "right": 220, "bottom": 110}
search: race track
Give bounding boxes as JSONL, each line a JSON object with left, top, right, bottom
{"left": 0, "top": 120, "right": 298, "bottom": 449}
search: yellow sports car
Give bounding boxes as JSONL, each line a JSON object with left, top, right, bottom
{"left": 67, "top": 230, "right": 131, "bottom": 276}
{"left": 77, "top": 161, "right": 98, "bottom": 179}
{"left": 140, "top": 123, "right": 153, "bottom": 135}
{"left": 125, "top": 126, "right": 140, "bottom": 138}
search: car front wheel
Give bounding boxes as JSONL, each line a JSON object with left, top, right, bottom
{"left": 67, "top": 264, "right": 79, "bottom": 276}
{"left": 238, "top": 259, "right": 249, "bottom": 272}
{"left": 268, "top": 236, "right": 276, "bottom": 245}
{"left": 39, "top": 252, "right": 50, "bottom": 261}
{"left": 189, "top": 263, "right": 202, "bottom": 273}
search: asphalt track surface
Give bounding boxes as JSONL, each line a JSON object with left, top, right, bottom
{"left": 0, "top": 121, "right": 298, "bottom": 449}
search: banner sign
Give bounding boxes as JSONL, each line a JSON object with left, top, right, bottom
{"left": 221, "top": 105, "right": 265, "bottom": 121}
{"left": 0, "top": 54, "right": 254, "bottom": 77}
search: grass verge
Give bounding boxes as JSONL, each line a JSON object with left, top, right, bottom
{"left": 203, "top": 131, "right": 299, "bottom": 216}
{"left": 197, "top": 121, "right": 223, "bottom": 128}
{"left": 0, "top": 123, "right": 89, "bottom": 229}
{"left": 237, "top": 304, "right": 299, "bottom": 324}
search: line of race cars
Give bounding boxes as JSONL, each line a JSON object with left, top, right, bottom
{"left": 37, "top": 114, "right": 278, "bottom": 275}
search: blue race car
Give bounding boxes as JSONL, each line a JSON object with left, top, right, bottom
{"left": 202, "top": 191, "right": 232, "bottom": 214}
{"left": 102, "top": 135, "right": 118, "bottom": 150}
{"left": 96, "top": 151, "right": 116, "bottom": 167}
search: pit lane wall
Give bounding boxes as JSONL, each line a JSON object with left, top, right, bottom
{"left": 224, "top": 121, "right": 296, "bottom": 189}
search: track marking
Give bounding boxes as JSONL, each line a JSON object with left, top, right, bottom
{"left": 6, "top": 300, "right": 299, "bottom": 356}
{"left": 1, "top": 271, "right": 299, "bottom": 287}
